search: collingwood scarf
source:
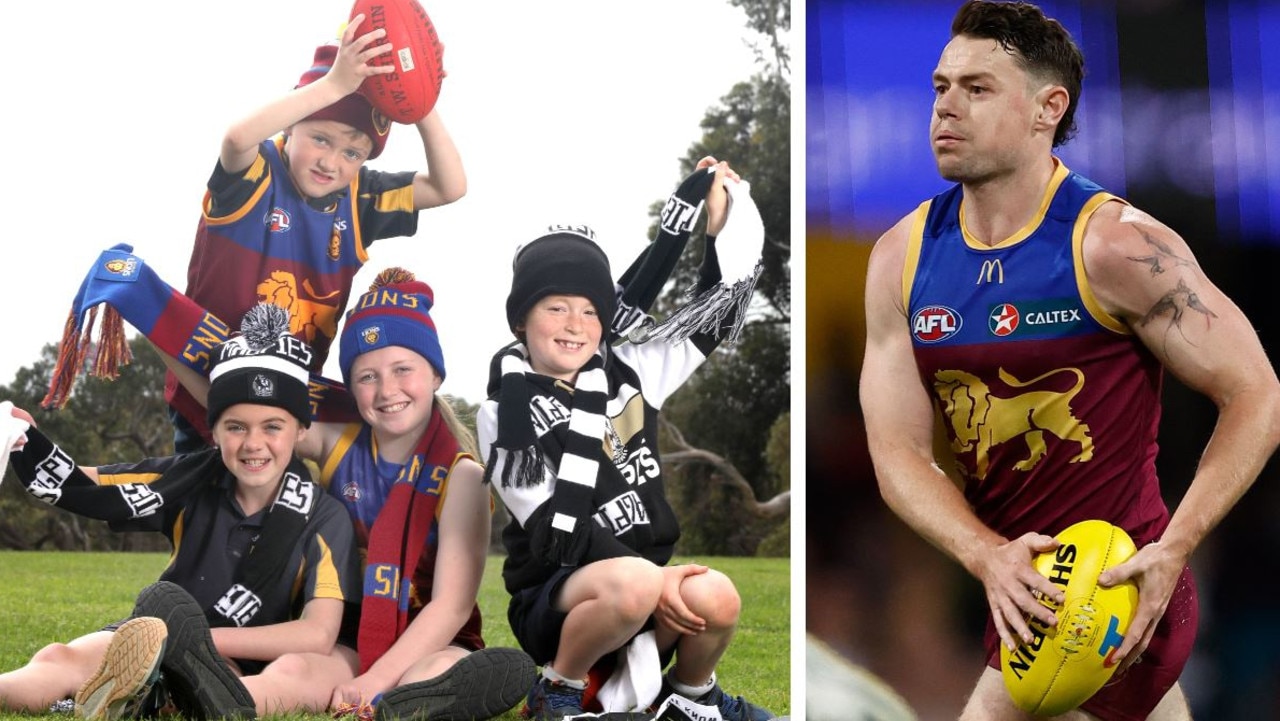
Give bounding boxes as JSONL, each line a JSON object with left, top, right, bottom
{"left": 10, "top": 428, "right": 319, "bottom": 627}
{"left": 485, "top": 344, "right": 609, "bottom": 565}
{"left": 357, "top": 403, "right": 464, "bottom": 673}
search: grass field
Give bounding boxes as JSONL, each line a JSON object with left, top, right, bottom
{"left": 0, "top": 552, "right": 790, "bottom": 720}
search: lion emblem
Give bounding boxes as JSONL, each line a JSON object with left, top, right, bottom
{"left": 257, "top": 271, "right": 342, "bottom": 345}
{"left": 933, "top": 367, "right": 1093, "bottom": 480}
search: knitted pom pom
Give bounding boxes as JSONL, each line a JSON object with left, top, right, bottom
{"left": 371, "top": 267, "right": 417, "bottom": 289}
{"left": 239, "top": 304, "right": 292, "bottom": 351}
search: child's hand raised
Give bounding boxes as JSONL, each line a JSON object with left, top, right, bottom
{"left": 330, "top": 14, "right": 396, "bottom": 96}
{"left": 695, "top": 156, "right": 741, "bottom": 237}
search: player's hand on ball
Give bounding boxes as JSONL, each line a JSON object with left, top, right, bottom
{"left": 979, "top": 532, "right": 1064, "bottom": 650}
{"left": 1097, "top": 539, "right": 1183, "bottom": 673}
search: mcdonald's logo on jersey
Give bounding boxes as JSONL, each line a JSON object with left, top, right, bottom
{"left": 912, "top": 305, "right": 962, "bottom": 343}
{"left": 976, "top": 259, "right": 1005, "bottom": 285}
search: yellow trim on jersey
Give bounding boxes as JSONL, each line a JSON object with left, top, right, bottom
{"left": 433, "top": 452, "right": 492, "bottom": 521}
{"left": 311, "top": 535, "right": 345, "bottom": 600}
{"left": 960, "top": 159, "right": 1071, "bottom": 249}
{"left": 1073, "top": 193, "right": 1132, "bottom": 335}
{"left": 351, "top": 188, "right": 370, "bottom": 265}
{"left": 321, "top": 423, "right": 366, "bottom": 486}
{"left": 203, "top": 151, "right": 273, "bottom": 226}
{"left": 901, "top": 200, "right": 932, "bottom": 311}
{"left": 168, "top": 509, "right": 185, "bottom": 573}
{"left": 95, "top": 471, "right": 162, "bottom": 486}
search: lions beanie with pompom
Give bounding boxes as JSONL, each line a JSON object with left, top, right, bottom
{"left": 338, "top": 268, "right": 446, "bottom": 386}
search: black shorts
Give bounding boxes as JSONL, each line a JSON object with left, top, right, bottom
{"left": 507, "top": 567, "right": 667, "bottom": 669}
{"left": 508, "top": 567, "right": 577, "bottom": 665}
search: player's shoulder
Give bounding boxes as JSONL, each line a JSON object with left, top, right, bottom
{"left": 867, "top": 204, "right": 928, "bottom": 271}
{"left": 1081, "top": 199, "right": 1193, "bottom": 272}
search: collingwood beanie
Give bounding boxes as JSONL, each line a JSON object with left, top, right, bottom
{"left": 505, "top": 226, "right": 616, "bottom": 335}
{"left": 295, "top": 44, "right": 391, "bottom": 159}
{"left": 207, "top": 304, "right": 314, "bottom": 429}
{"left": 338, "top": 268, "right": 446, "bottom": 386}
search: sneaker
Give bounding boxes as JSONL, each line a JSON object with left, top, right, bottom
{"left": 75, "top": 616, "right": 168, "bottom": 720}
{"left": 375, "top": 647, "right": 536, "bottom": 721}
{"left": 131, "top": 582, "right": 256, "bottom": 721}
{"left": 523, "top": 675, "right": 586, "bottom": 720}
{"left": 653, "top": 681, "right": 773, "bottom": 721}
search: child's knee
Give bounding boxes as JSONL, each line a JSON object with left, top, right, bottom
{"left": 598, "top": 557, "right": 664, "bottom": 617}
{"left": 30, "top": 641, "right": 80, "bottom": 667}
{"left": 683, "top": 569, "right": 742, "bottom": 627}
{"left": 259, "top": 652, "right": 312, "bottom": 679}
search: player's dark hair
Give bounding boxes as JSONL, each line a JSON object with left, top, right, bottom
{"left": 951, "top": 0, "right": 1085, "bottom": 147}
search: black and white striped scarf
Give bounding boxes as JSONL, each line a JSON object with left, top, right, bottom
{"left": 485, "top": 343, "right": 609, "bottom": 565}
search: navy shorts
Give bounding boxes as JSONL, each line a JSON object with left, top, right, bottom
{"left": 508, "top": 566, "right": 668, "bottom": 670}
{"left": 508, "top": 567, "right": 577, "bottom": 665}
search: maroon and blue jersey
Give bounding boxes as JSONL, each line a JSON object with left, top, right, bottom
{"left": 319, "top": 423, "right": 484, "bottom": 650}
{"left": 169, "top": 137, "right": 419, "bottom": 440}
{"left": 904, "top": 160, "right": 1169, "bottom": 545}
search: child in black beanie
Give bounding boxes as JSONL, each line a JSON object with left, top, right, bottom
{"left": 478, "top": 156, "right": 774, "bottom": 721}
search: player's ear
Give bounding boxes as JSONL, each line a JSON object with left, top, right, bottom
{"left": 1034, "top": 84, "right": 1069, "bottom": 135}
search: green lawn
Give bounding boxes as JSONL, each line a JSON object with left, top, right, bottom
{"left": 0, "top": 552, "right": 790, "bottom": 720}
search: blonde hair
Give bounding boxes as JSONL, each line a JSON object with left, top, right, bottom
{"left": 436, "top": 393, "right": 479, "bottom": 458}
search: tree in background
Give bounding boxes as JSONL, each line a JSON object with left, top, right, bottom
{"left": 651, "top": 0, "right": 790, "bottom": 557}
{"left": 0, "top": 338, "right": 171, "bottom": 551}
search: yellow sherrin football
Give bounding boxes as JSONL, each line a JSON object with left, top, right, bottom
{"left": 1000, "top": 520, "right": 1140, "bottom": 715}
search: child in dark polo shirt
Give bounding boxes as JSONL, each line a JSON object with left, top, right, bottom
{"left": 1, "top": 305, "right": 362, "bottom": 721}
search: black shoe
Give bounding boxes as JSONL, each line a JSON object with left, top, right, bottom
{"left": 375, "top": 647, "right": 536, "bottom": 721}
{"left": 132, "top": 582, "right": 256, "bottom": 721}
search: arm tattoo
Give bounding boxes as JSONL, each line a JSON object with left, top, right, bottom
{"left": 1138, "top": 279, "right": 1218, "bottom": 348}
{"left": 1126, "top": 226, "right": 1197, "bottom": 276}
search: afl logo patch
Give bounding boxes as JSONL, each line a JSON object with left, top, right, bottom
{"left": 267, "top": 207, "right": 292, "bottom": 232}
{"left": 341, "top": 481, "right": 362, "bottom": 502}
{"left": 989, "top": 303, "right": 1021, "bottom": 336}
{"left": 912, "top": 306, "right": 962, "bottom": 343}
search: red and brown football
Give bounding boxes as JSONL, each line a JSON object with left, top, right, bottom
{"left": 349, "top": 0, "right": 445, "bottom": 124}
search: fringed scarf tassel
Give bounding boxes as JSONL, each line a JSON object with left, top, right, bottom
{"left": 642, "top": 260, "right": 763, "bottom": 345}
{"left": 42, "top": 304, "right": 132, "bottom": 410}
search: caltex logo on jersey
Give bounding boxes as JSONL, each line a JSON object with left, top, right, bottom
{"left": 912, "top": 305, "right": 962, "bottom": 343}
{"left": 990, "top": 303, "right": 1020, "bottom": 336}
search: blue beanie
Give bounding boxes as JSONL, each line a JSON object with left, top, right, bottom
{"left": 338, "top": 269, "right": 446, "bottom": 386}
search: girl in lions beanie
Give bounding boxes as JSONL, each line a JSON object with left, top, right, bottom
{"left": 477, "top": 158, "right": 773, "bottom": 721}
{"left": 228, "top": 269, "right": 536, "bottom": 721}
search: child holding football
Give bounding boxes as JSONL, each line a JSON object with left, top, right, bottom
{"left": 478, "top": 156, "right": 774, "bottom": 721}
{"left": 164, "top": 10, "right": 466, "bottom": 453}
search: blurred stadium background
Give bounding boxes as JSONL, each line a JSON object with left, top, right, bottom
{"left": 805, "top": 1, "right": 1280, "bottom": 718}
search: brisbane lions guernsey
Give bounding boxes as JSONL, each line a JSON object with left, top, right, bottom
{"left": 904, "top": 160, "right": 1169, "bottom": 545}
